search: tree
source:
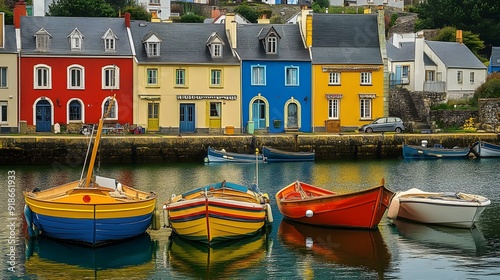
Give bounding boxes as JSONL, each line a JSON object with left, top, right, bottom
{"left": 122, "top": 5, "right": 151, "bottom": 21}
{"left": 48, "top": 0, "right": 116, "bottom": 17}
{"left": 179, "top": 14, "right": 205, "bottom": 23}
{"left": 234, "top": 4, "right": 259, "bottom": 23}
{"left": 430, "top": 26, "right": 486, "bottom": 61}
{"left": 315, "top": 0, "right": 330, "bottom": 9}
{"left": 473, "top": 73, "right": 500, "bottom": 105}
{"left": 415, "top": 0, "right": 500, "bottom": 48}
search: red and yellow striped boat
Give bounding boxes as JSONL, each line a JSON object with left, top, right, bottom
{"left": 164, "top": 181, "right": 272, "bottom": 246}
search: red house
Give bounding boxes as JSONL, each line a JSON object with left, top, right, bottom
{"left": 15, "top": 2, "right": 134, "bottom": 132}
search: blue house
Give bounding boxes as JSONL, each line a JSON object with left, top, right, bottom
{"left": 488, "top": 47, "right": 500, "bottom": 74}
{"left": 234, "top": 23, "right": 312, "bottom": 133}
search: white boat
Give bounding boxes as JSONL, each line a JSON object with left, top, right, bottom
{"left": 387, "top": 188, "right": 490, "bottom": 228}
{"left": 470, "top": 140, "right": 500, "bottom": 158}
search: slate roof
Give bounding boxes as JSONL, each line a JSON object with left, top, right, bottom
{"left": 20, "top": 16, "right": 132, "bottom": 56}
{"left": 489, "top": 47, "right": 500, "bottom": 67}
{"left": 423, "top": 53, "right": 436, "bottom": 66}
{"left": 311, "top": 13, "right": 382, "bottom": 65}
{"left": 0, "top": 25, "right": 17, "bottom": 53}
{"left": 235, "top": 24, "right": 310, "bottom": 61}
{"left": 425, "top": 40, "right": 486, "bottom": 69}
{"left": 386, "top": 42, "right": 414, "bottom": 62}
{"left": 130, "top": 21, "right": 239, "bottom": 64}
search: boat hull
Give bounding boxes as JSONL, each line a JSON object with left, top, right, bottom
{"left": 471, "top": 141, "right": 500, "bottom": 158}
{"left": 402, "top": 143, "right": 470, "bottom": 159}
{"left": 388, "top": 189, "right": 490, "bottom": 228}
{"left": 166, "top": 181, "right": 269, "bottom": 245}
{"left": 275, "top": 181, "right": 393, "bottom": 229}
{"left": 262, "top": 146, "right": 315, "bottom": 162}
{"left": 207, "top": 147, "right": 263, "bottom": 163}
{"left": 24, "top": 181, "right": 157, "bottom": 245}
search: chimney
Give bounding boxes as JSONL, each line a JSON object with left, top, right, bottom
{"left": 14, "top": 0, "right": 27, "bottom": 29}
{"left": 258, "top": 14, "right": 270, "bottom": 24}
{"left": 456, "top": 29, "right": 463, "bottom": 44}
{"left": 124, "top": 12, "right": 131, "bottom": 28}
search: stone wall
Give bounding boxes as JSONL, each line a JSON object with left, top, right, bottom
{"left": 1, "top": 133, "right": 497, "bottom": 165}
{"left": 478, "top": 98, "right": 500, "bottom": 132}
{"left": 429, "top": 110, "right": 478, "bottom": 128}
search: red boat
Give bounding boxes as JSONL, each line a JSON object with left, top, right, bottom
{"left": 275, "top": 179, "right": 394, "bottom": 229}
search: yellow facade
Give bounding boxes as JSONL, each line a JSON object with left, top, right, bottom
{"left": 312, "top": 64, "right": 385, "bottom": 131}
{"left": 134, "top": 63, "right": 241, "bottom": 133}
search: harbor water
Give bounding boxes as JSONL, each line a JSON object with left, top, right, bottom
{"left": 1, "top": 158, "right": 500, "bottom": 279}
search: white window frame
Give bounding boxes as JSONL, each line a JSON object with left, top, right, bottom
{"left": 0, "top": 67, "right": 7, "bottom": 88}
{"left": 251, "top": 65, "right": 266, "bottom": 86}
{"left": 102, "top": 65, "right": 119, "bottom": 89}
{"left": 470, "top": 72, "right": 475, "bottom": 83}
{"left": 71, "top": 35, "right": 81, "bottom": 50}
{"left": 285, "top": 66, "right": 299, "bottom": 86}
{"left": 147, "top": 68, "right": 158, "bottom": 86}
{"left": 360, "top": 72, "right": 372, "bottom": 85}
{"left": 329, "top": 72, "right": 340, "bottom": 85}
{"left": 67, "top": 65, "right": 85, "bottom": 89}
{"left": 36, "top": 35, "right": 50, "bottom": 50}
{"left": 149, "top": 0, "right": 160, "bottom": 4}
{"left": 102, "top": 97, "right": 118, "bottom": 120}
{"left": 212, "top": 44, "right": 222, "bottom": 57}
{"left": 175, "top": 69, "right": 186, "bottom": 86}
{"left": 105, "top": 38, "right": 115, "bottom": 51}
{"left": 210, "top": 69, "right": 222, "bottom": 86}
{"left": 146, "top": 42, "right": 159, "bottom": 57}
{"left": 67, "top": 98, "right": 84, "bottom": 123}
{"left": 426, "top": 70, "right": 435, "bottom": 81}
{"left": 328, "top": 99, "right": 339, "bottom": 119}
{"left": 266, "top": 36, "right": 277, "bottom": 54}
{"left": 34, "top": 64, "right": 52, "bottom": 89}
{"left": 360, "top": 99, "right": 372, "bottom": 120}
{"left": 457, "top": 71, "right": 463, "bottom": 84}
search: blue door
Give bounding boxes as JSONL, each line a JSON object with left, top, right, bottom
{"left": 36, "top": 100, "right": 52, "bottom": 132}
{"left": 179, "top": 104, "right": 195, "bottom": 133}
{"left": 252, "top": 99, "right": 266, "bottom": 129}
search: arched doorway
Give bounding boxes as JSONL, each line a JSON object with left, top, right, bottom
{"left": 36, "top": 100, "right": 52, "bottom": 132}
{"left": 287, "top": 103, "right": 298, "bottom": 129}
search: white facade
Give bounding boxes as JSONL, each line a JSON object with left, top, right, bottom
{"left": 136, "top": 0, "right": 171, "bottom": 22}
{"left": 32, "top": 0, "right": 53, "bottom": 16}
{"left": 331, "top": 0, "right": 404, "bottom": 10}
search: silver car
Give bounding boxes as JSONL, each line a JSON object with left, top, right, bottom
{"left": 359, "top": 117, "right": 405, "bottom": 133}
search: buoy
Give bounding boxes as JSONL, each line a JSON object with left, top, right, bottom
{"left": 306, "top": 209, "right": 314, "bottom": 218}
{"left": 163, "top": 204, "right": 170, "bottom": 227}
{"left": 265, "top": 203, "right": 274, "bottom": 223}
{"left": 204, "top": 157, "right": 209, "bottom": 163}
{"left": 387, "top": 196, "right": 400, "bottom": 221}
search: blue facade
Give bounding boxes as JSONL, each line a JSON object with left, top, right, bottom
{"left": 241, "top": 61, "right": 312, "bottom": 133}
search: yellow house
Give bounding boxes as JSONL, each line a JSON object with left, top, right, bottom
{"left": 0, "top": 13, "right": 19, "bottom": 132}
{"left": 131, "top": 23, "right": 241, "bottom": 134}
{"left": 299, "top": 10, "right": 388, "bottom": 132}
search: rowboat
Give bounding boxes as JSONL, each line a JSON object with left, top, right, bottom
{"left": 470, "top": 140, "right": 500, "bottom": 158}
{"left": 167, "top": 232, "right": 271, "bottom": 279}
{"left": 387, "top": 188, "right": 491, "bottom": 228}
{"left": 262, "top": 146, "right": 315, "bottom": 162}
{"left": 205, "top": 146, "right": 264, "bottom": 163}
{"left": 275, "top": 179, "right": 393, "bottom": 229}
{"left": 164, "top": 180, "right": 273, "bottom": 246}
{"left": 278, "top": 220, "right": 391, "bottom": 271}
{"left": 402, "top": 142, "right": 470, "bottom": 159}
{"left": 23, "top": 95, "right": 157, "bottom": 246}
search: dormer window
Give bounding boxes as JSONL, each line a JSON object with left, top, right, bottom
{"left": 102, "top": 29, "right": 118, "bottom": 52}
{"left": 35, "top": 28, "right": 52, "bottom": 51}
{"left": 206, "top": 32, "right": 225, "bottom": 58}
{"left": 258, "top": 26, "right": 280, "bottom": 55}
{"left": 266, "top": 36, "right": 277, "bottom": 54}
{"left": 142, "top": 32, "right": 162, "bottom": 58}
{"left": 68, "top": 28, "right": 84, "bottom": 51}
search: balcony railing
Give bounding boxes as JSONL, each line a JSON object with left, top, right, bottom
{"left": 423, "top": 81, "right": 446, "bottom": 92}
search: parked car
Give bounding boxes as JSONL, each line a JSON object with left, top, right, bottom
{"left": 359, "top": 117, "right": 405, "bottom": 133}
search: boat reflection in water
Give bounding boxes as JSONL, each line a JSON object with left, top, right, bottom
{"left": 392, "top": 219, "right": 487, "bottom": 254}
{"left": 278, "top": 220, "right": 391, "bottom": 273}
{"left": 25, "top": 233, "right": 157, "bottom": 279}
{"left": 167, "top": 230, "right": 272, "bottom": 279}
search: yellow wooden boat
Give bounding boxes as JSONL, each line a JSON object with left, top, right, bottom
{"left": 164, "top": 180, "right": 273, "bottom": 246}
{"left": 23, "top": 96, "right": 157, "bottom": 245}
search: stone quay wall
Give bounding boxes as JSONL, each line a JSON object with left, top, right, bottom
{"left": 1, "top": 133, "right": 498, "bottom": 165}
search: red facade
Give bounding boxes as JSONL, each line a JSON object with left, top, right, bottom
{"left": 20, "top": 57, "right": 134, "bottom": 127}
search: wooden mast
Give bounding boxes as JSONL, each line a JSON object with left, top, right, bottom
{"left": 84, "top": 95, "right": 115, "bottom": 188}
